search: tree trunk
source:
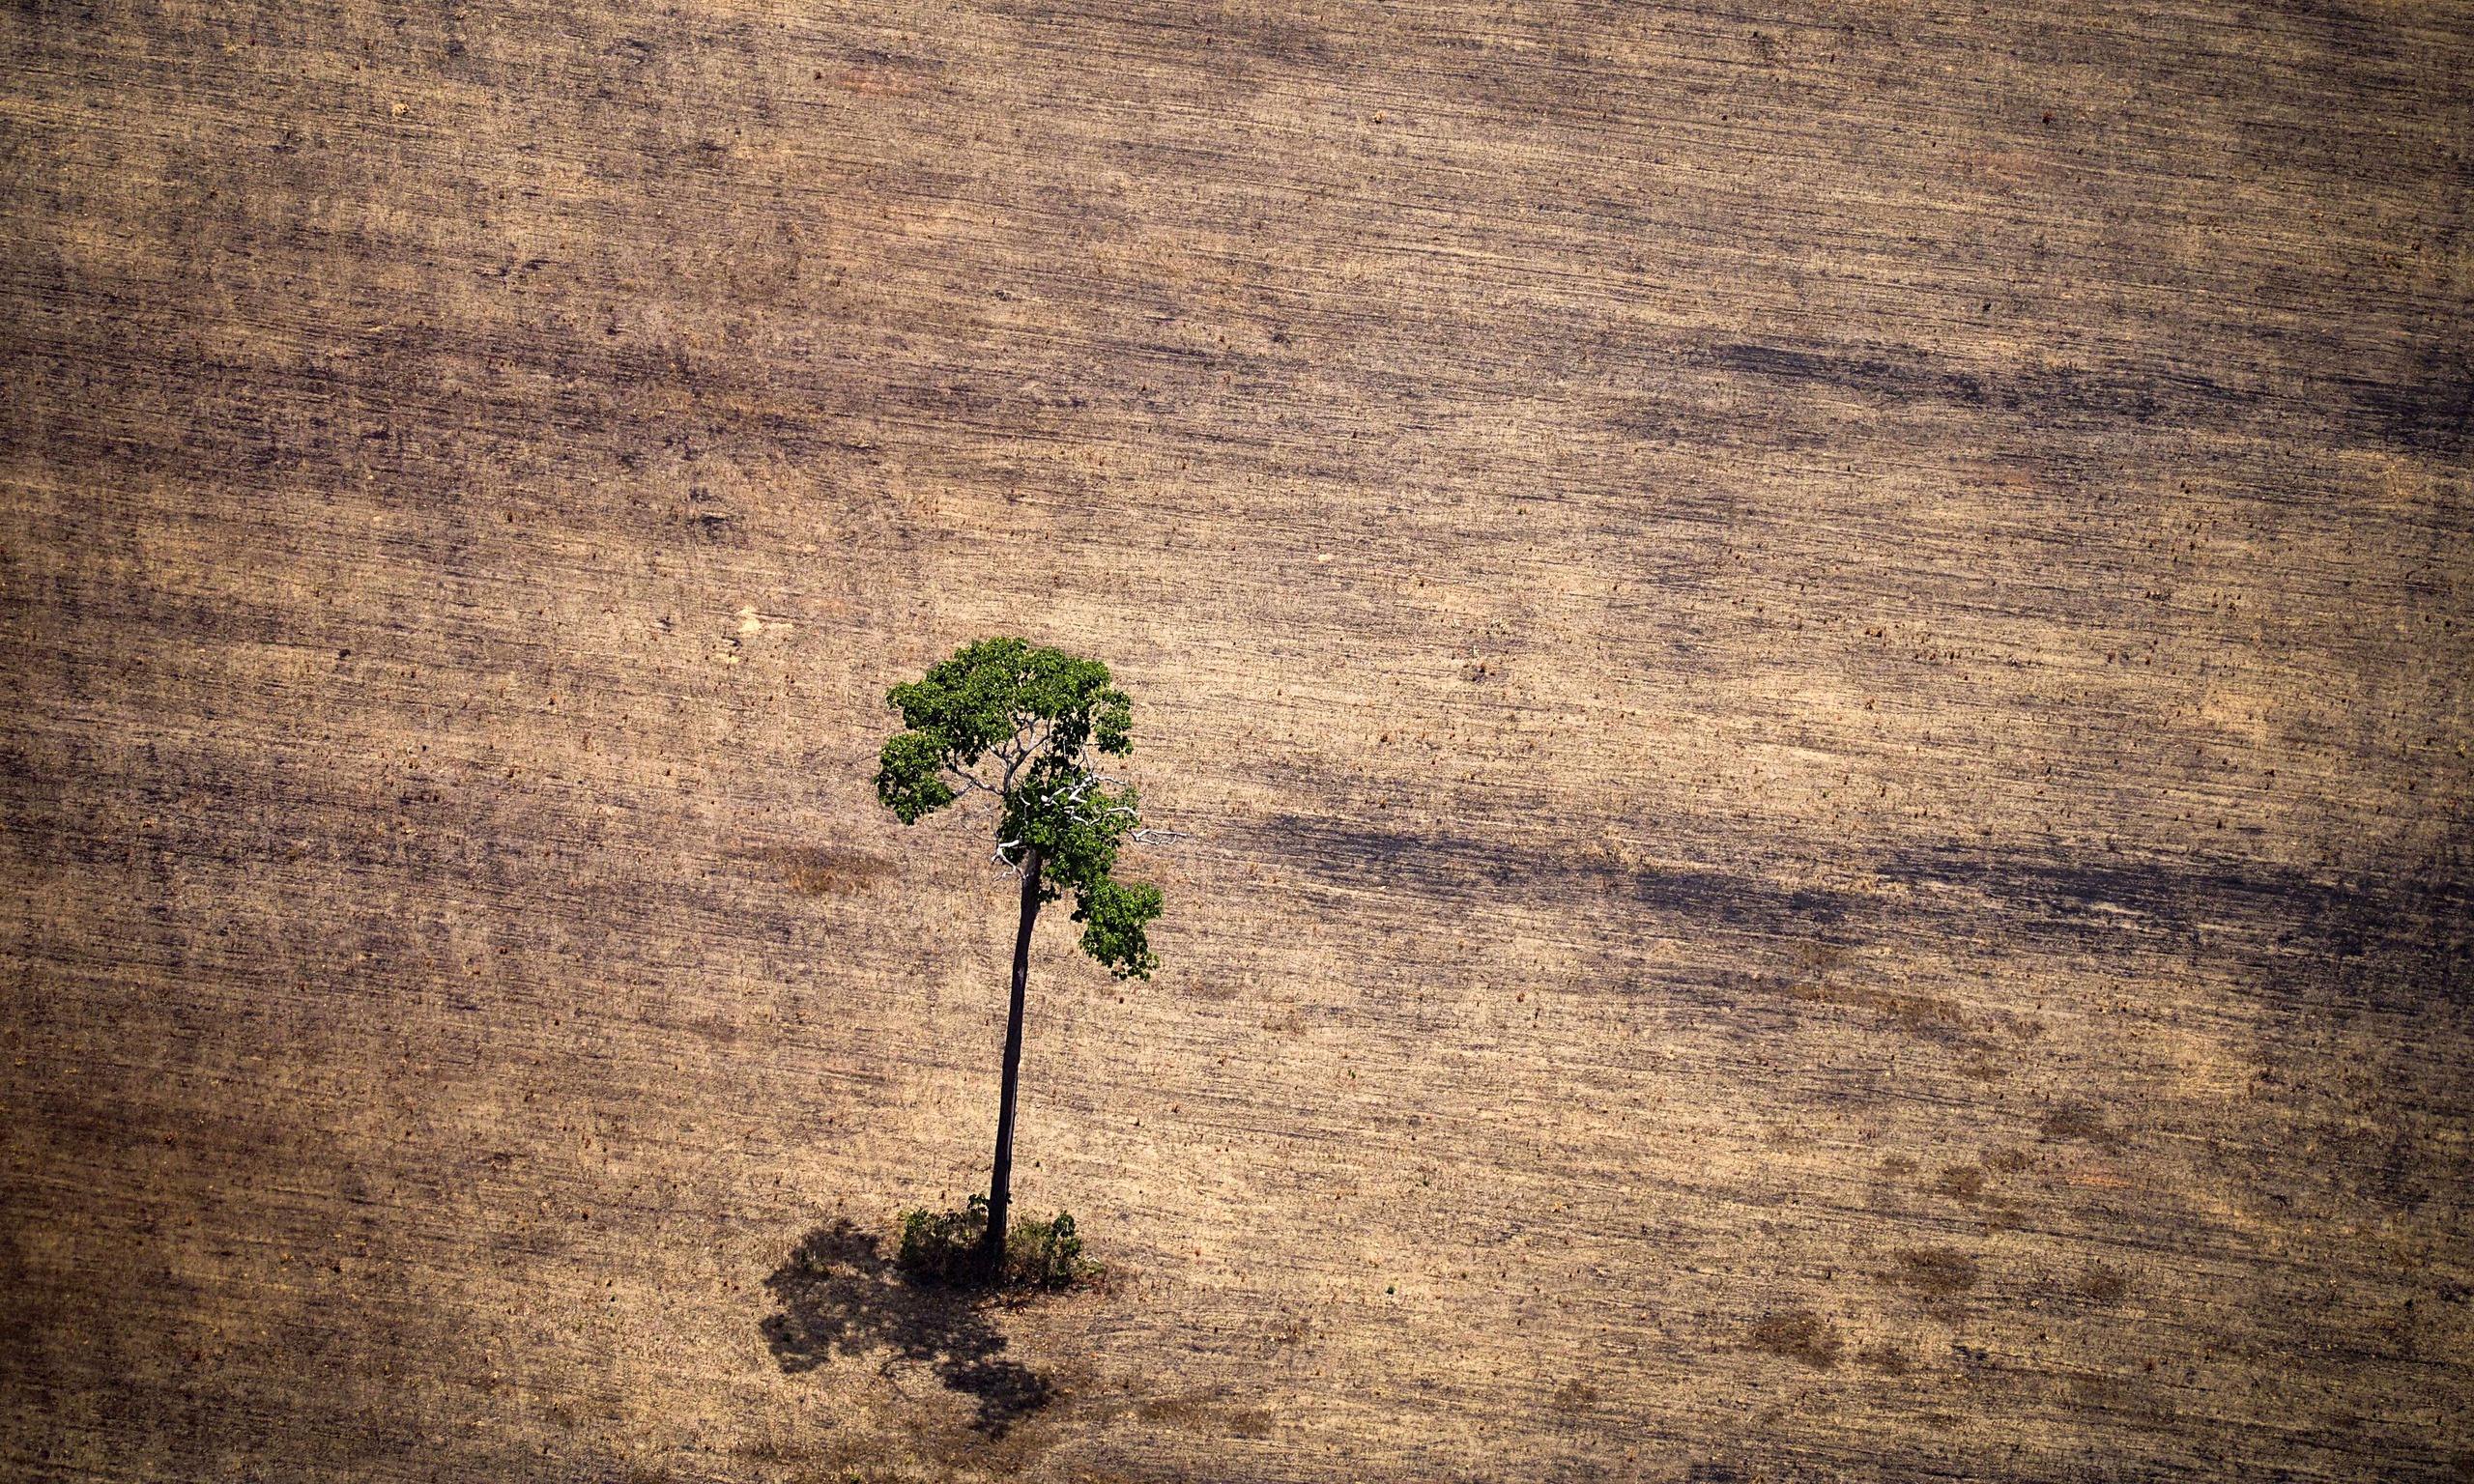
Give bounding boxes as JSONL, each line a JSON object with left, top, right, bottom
{"left": 982, "top": 850, "right": 1042, "bottom": 1278}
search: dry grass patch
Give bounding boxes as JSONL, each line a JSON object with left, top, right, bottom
{"left": 1885, "top": 1248, "right": 1980, "bottom": 1295}
{"left": 1933, "top": 1164, "right": 1987, "bottom": 1200}
{"left": 1748, "top": 1308, "right": 1844, "bottom": 1369}
{"left": 767, "top": 847, "right": 896, "bottom": 898}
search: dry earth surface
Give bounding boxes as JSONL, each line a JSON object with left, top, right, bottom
{"left": 4, "top": 0, "right": 2472, "bottom": 1480}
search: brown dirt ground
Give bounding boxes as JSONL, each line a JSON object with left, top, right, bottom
{"left": 3, "top": 1, "right": 2471, "bottom": 1480}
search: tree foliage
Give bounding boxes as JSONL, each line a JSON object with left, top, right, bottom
{"left": 875, "top": 637, "right": 1165, "bottom": 978}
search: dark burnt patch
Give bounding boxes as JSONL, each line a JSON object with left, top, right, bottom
{"left": 1245, "top": 817, "right": 2467, "bottom": 1004}
{"left": 1245, "top": 816, "right": 1849, "bottom": 938}
{"left": 1879, "top": 842, "right": 2469, "bottom": 994}
{"left": 1696, "top": 340, "right": 2257, "bottom": 427}
{"left": 1695, "top": 337, "right": 2474, "bottom": 458}
{"left": 2344, "top": 346, "right": 2474, "bottom": 456}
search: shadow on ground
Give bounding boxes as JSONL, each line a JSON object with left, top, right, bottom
{"left": 761, "top": 1219, "right": 1054, "bottom": 1438}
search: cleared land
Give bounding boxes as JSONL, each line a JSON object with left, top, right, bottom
{"left": 3, "top": 1, "right": 2470, "bottom": 1479}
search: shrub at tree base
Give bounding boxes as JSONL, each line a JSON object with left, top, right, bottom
{"left": 897, "top": 1197, "right": 1093, "bottom": 1291}
{"left": 897, "top": 1198, "right": 994, "bottom": 1287}
{"left": 1001, "top": 1211, "right": 1086, "bottom": 1290}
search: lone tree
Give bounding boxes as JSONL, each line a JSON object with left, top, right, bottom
{"left": 875, "top": 637, "right": 1167, "bottom": 1276}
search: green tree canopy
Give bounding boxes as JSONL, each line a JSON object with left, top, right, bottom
{"left": 875, "top": 637, "right": 1165, "bottom": 978}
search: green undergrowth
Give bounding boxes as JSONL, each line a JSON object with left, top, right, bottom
{"left": 896, "top": 1195, "right": 1097, "bottom": 1291}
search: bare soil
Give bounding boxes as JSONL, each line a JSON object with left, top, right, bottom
{"left": 3, "top": 1, "right": 2469, "bottom": 1480}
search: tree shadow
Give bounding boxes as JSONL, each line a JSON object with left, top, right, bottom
{"left": 760, "top": 1219, "right": 1054, "bottom": 1438}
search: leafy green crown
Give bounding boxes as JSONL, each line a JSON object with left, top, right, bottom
{"left": 875, "top": 637, "right": 1165, "bottom": 978}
